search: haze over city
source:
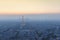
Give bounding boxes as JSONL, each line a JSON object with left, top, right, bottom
{"left": 0, "top": 0, "right": 60, "bottom": 40}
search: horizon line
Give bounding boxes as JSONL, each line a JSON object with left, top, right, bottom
{"left": 0, "top": 13, "right": 60, "bottom": 16}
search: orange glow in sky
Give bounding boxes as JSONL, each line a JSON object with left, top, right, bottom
{"left": 0, "top": 0, "right": 60, "bottom": 14}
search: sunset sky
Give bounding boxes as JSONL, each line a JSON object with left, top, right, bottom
{"left": 0, "top": 0, "right": 60, "bottom": 14}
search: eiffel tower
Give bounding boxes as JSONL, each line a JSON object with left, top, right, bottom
{"left": 21, "top": 16, "right": 25, "bottom": 26}
{"left": 20, "top": 16, "right": 25, "bottom": 29}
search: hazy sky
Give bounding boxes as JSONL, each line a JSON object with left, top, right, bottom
{"left": 0, "top": 0, "right": 60, "bottom": 14}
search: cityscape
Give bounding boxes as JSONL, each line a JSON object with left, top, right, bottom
{"left": 0, "top": 0, "right": 60, "bottom": 40}
{"left": 0, "top": 14, "right": 60, "bottom": 40}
